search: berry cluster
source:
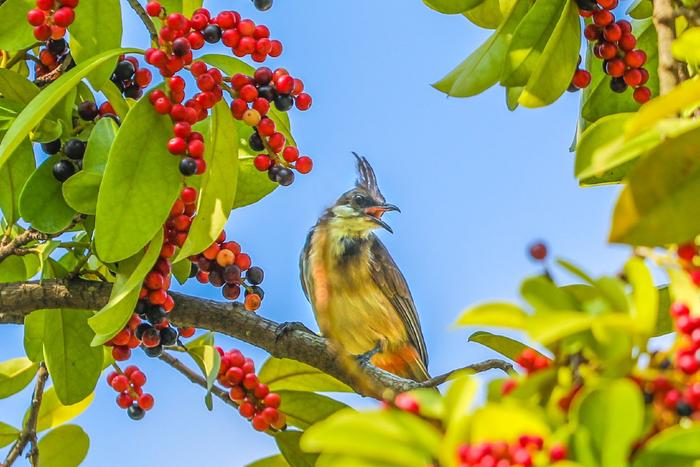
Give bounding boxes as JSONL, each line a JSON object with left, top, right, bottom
{"left": 670, "top": 301, "right": 700, "bottom": 375}
{"left": 457, "top": 436, "right": 568, "bottom": 466}
{"left": 34, "top": 38, "right": 69, "bottom": 79}
{"left": 515, "top": 348, "right": 550, "bottom": 374}
{"left": 26, "top": 0, "right": 77, "bottom": 41}
{"left": 190, "top": 231, "right": 265, "bottom": 311}
{"left": 40, "top": 137, "right": 86, "bottom": 182}
{"left": 106, "top": 365, "right": 155, "bottom": 420}
{"left": 575, "top": 2, "right": 651, "bottom": 103}
{"left": 217, "top": 347, "right": 286, "bottom": 431}
{"left": 110, "top": 56, "right": 153, "bottom": 99}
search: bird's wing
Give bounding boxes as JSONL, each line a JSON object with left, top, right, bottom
{"left": 299, "top": 228, "right": 314, "bottom": 302}
{"left": 369, "top": 236, "right": 428, "bottom": 366}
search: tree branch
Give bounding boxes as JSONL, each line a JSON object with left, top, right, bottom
{"left": 416, "top": 359, "right": 515, "bottom": 388}
{"left": 2, "top": 363, "right": 48, "bottom": 467}
{"left": 0, "top": 231, "right": 49, "bottom": 263}
{"left": 125, "top": 0, "right": 158, "bottom": 44}
{"left": 0, "top": 280, "right": 512, "bottom": 398}
{"left": 653, "top": 0, "right": 678, "bottom": 94}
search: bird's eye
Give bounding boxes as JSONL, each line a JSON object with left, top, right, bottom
{"left": 353, "top": 194, "right": 369, "bottom": 206}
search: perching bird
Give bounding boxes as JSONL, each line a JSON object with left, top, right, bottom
{"left": 300, "top": 154, "right": 429, "bottom": 382}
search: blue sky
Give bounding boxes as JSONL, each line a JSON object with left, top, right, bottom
{"left": 0, "top": 1, "right": 632, "bottom": 465}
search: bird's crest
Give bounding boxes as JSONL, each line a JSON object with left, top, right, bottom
{"left": 352, "top": 152, "right": 384, "bottom": 203}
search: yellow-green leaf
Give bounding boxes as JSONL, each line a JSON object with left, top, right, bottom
{"left": 455, "top": 302, "right": 527, "bottom": 328}
{"left": 0, "top": 357, "right": 38, "bottom": 399}
{"left": 259, "top": 358, "right": 352, "bottom": 393}
{"left": 32, "top": 387, "right": 94, "bottom": 433}
{"left": 37, "top": 424, "right": 89, "bottom": 467}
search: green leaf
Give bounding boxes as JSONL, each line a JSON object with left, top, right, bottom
{"left": 673, "top": 27, "right": 700, "bottom": 66}
{"left": 575, "top": 379, "right": 644, "bottom": 467}
{"left": 0, "top": 68, "right": 39, "bottom": 104}
{"left": 501, "top": 0, "right": 566, "bottom": 87}
{"left": 37, "top": 424, "right": 89, "bottom": 467}
{"left": 24, "top": 309, "right": 47, "bottom": 362}
{"left": 455, "top": 302, "right": 527, "bottom": 328}
{"left": 462, "top": 0, "right": 505, "bottom": 28}
{"left": 258, "top": 358, "right": 352, "bottom": 393}
{"left": 0, "top": 48, "right": 138, "bottom": 173}
{"left": 468, "top": 331, "right": 547, "bottom": 362}
{"left": 581, "top": 20, "right": 658, "bottom": 123}
{"left": 172, "top": 258, "right": 191, "bottom": 285}
{"left": 247, "top": 455, "right": 289, "bottom": 467}
{"left": 0, "top": 357, "right": 38, "bottom": 399}
{"left": 62, "top": 118, "right": 118, "bottom": 215}
{"left": 626, "top": 77, "right": 700, "bottom": 139}
{"left": 625, "top": 257, "right": 657, "bottom": 340}
{"left": 433, "top": 0, "right": 528, "bottom": 97}
{"left": 633, "top": 425, "right": 700, "bottom": 467}
{"left": 469, "top": 402, "right": 549, "bottom": 442}
{"left": 669, "top": 268, "right": 700, "bottom": 313}
{"left": 424, "top": 0, "right": 485, "bottom": 14}
{"left": 655, "top": 286, "right": 673, "bottom": 336}
{"left": 301, "top": 409, "right": 442, "bottom": 466}
{"left": 0, "top": 252, "right": 40, "bottom": 283}
{"left": 0, "top": 136, "right": 34, "bottom": 225}
{"left": 33, "top": 387, "right": 94, "bottom": 433}
{"left": 99, "top": 80, "right": 130, "bottom": 120}
{"left": 610, "top": 125, "right": 700, "bottom": 245}
{"left": 0, "top": 0, "right": 36, "bottom": 51}
{"left": 158, "top": 0, "right": 202, "bottom": 18}
{"left": 185, "top": 333, "right": 221, "bottom": 409}
{"left": 175, "top": 101, "right": 239, "bottom": 261}
{"left": 275, "top": 431, "right": 319, "bottom": 467}
{"left": 0, "top": 422, "right": 19, "bottom": 449}
{"left": 517, "top": 0, "right": 579, "bottom": 108}
{"left": 95, "top": 90, "right": 181, "bottom": 262}
{"left": 234, "top": 155, "right": 278, "bottom": 208}
{"left": 43, "top": 309, "right": 103, "bottom": 405}
{"left": 441, "top": 374, "right": 478, "bottom": 465}
{"left": 627, "top": 0, "right": 652, "bottom": 18}
{"left": 520, "top": 276, "right": 577, "bottom": 311}
{"left": 89, "top": 231, "right": 163, "bottom": 345}
{"left": 526, "top": 312, "right": 593, "bottom": 345}
{"left": 69, "top": 0, "right": 123, "bottom": 90}
{"left": 277, "top": 390, "right": 349, "bottom": 429}
{"left": 18, "top": 155, "right": 76, "bottom": 233}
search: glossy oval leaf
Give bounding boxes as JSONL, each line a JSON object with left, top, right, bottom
{"left": 462, "top": 0, "right": 504, "bottom": 28}
{"left": 469, "top": 402, "right": 549, "bottom": 442}
{"left": 501, "top": 0, "right": 566, "bottom": 87}
{"left": 18, "top": 154, "right": 76, "bottom": 233}
{"left": 0, "top": 0, "right": 36, "bottom": 51}
{"left": 89, "top": 231, "right": 163, "bottom": 345}
{"left": 24, "top": 309, "right": 47, "bottom": 362}
{"left": 468, "top": 331, "right": 548, "bottom": 362}
{"left": 69, "top": 0, "right": 123, "bottom": 90}
{"left": 518, "top": 0, "right": 579, "bottom": 108}
{"left": 175, "top": 101, "right": 239, "bottom": 261}
{"left": 33, "top": 387, "right": 94, "bottom": 433}
{"left": 62, "top": 172, "right": 102, "bottom": 216}
{"left": 0, "top": 422, "right": 19, "bottom": 449}
{"left": 277, "top": 390, "right": 348, "bottom": 429}
{"left": 275, "top": 431, "right": 318, "bottom": 467}
{"left": 0, "top": 357, "right": 38, "bottom": 399}
{"left": 0, "top": 68, "right": 39, "bottom": 104}
{"left": 633, "top": 425, "right": 700, "bottom": 467}
{"left": 94, "top": 91, "right": 181, "bottom": 263}
{"left": 434, "top": 0, "right": 528, "bottom": 97}
{"left": 624, "top": 257, "right": 657, "bottom": 339}
{"left": 0, "top": 252, "right": 40, "bottom": 283}
{"left": 0, "top": 136, "right": 34, "bottom": 225}
{"left": 247, "top": 455, "right": 289, "bottom": 467}
{"left": 37, "top": 424, "right": 89, "bottom": 467}
{"left": 673, "top": 27, "right": 700, "bottom": 66}
{"left": 0, "top": 48, "right": 138, "bottom": 173}
{"left": 258, "top": 358, "right": 352, "bottom": 393}
{"left": 455, "top": 302, "right": 527, "bottom": 328}
{"left": 424, "top": 0, "right": 485, "bottom": 14}
{"left": 43, "top": 309, "right": 103, "bottom": 405}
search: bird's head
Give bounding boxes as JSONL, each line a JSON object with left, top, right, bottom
{"left": 325, "top": 153, "right": 400, "bottom": 236}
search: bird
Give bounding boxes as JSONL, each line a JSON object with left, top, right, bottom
{"left": 299, "top": 154, "right": 429, "bottom": 382}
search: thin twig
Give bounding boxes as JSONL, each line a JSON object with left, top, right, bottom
{"left": 2, "top": 363, "right": 48, "bottom": 467}
{"left": 0, "top": 215, "right": 83, "bottom": 264}
{"left": 125, "top": 0, "right": 158, "bottom": 44}
{"left": 415, "top": 359, "right": 515, "bottom": 388}
{"left": 653, "top": 0, "right": 679, "bottom": 95}
{"left": 4, "top": 42, "right": 42, "bottom": 69}
{"left": 158, "top": 351, "right": 239, "bottom": 410}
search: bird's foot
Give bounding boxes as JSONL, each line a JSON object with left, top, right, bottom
{"left": 355, "top": 341, "right": 384, "bottom": 367}
{"left": 275, "top": 321, "right": 316, "bottom": 342}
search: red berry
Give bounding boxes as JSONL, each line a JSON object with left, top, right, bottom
{"left": 134, "top": 68, "right": 152, "bottom": 88}
{"left": 617, "top": 19, "right": 632, "bottom": 33}
{"left": 618, "top": 33, "right": 636, "bottom": 51}
{"left": 166, "top": 13, "right": 187, "bottom": 31}
{"left": 33, "top": 24, "right": 51, "bottom": 41}
{"left": 261, "top": 407, "right": 279, "bottom": 424}
{"left": 238, "top": 19, "right": 255, "bottom": 36}
{"left": 36, "top": 0, "right": 53, "bottom": 10}
{"left": 295, "top": 93, "right": 312, "bottom": 111}
{"left": 239, "top": 401, "right": 255, "bottom": 418}
{"left": 116, "top": 392, "right": 133, "bottom": 409}
{"left": 27, "top": 9, "right": 45, "bottom": 26}
{"left": 138, "top": 393, "right": 155, "bottom": 410}
{"left": 598, "top": 42, "right": 618, "bottom": 60}
{"left": 112, "top": 346, "right": 131, "bottom": 361}
{"left": 679, "top": 243, "right": 697, "bottom": 261}
{"left": 181, "top": 187, "right": 197, "bottom": 204}
{"left": 268, "top": 132, "right": 285, "bottom": 152}
{"left": 623, "top": 68, "right": 642, "bottom": 87}
{"left": 572, "top": 69, "right": 591, "bottom": 89}
{"left": 168, "top": 137, "right": 187, "bottom": 155}
{"left": 149, "top": 289, "right": 168, "bottom": 305}
{"left": 529, "top": 242, "right": 547, "bottom": 261}
{"left": 282, "top": 146, "right": 299, "bottom": 163}
{"left": 146, "top": 1, "right": 162, "bottom": 16}
{"left": 112, "top": 328, "right": 131, "bottom": 346}
{"left": 235, "top": 252, "right": 251, "bottom": 270}
{"left": 593, "top": 10, "right": 614, "bottom": 26}
{"left": 394, "top": 393, "right": 420, "bottom": 413}
{"left": 254, "top": 154, "right": 272, "bottom": 171}
{"left": 275, "top": 75, "right": 295, "bottom": 94}
{"left": 598, "top": 0, "right": 618, "bottom": 9}
{"left": 679, "top": 354, "right": 699, "bottom": 375}
{"left": 691, "top": 269, "right": 700, "bottom": 287}
{"left": 295, "top": 156, "right": 313, "bottom": 174}
{"left": 251, "top": 415, "right": 269, "bottom": 431}
{"left": 216, "top": 11, "right": 237, "bottom": 29}
{"left": 263, "top": 392, "right": 281, "bottom": 408}
{"left": 111, "top": 374, "right": 129, "bottom": 392}
{"left": 583, "top": 24, "right": 599, "bottom": 41}
{"left": 625, "top": 49, "right": 647, "bottom": 68}
{"left": 258, "top": 117, "right": 275, "bottom": 136}
{"left": 145, "top": 271, "right": 164, "bottom": 290}
{"left": 179, "top": 327, "right": 196, "bottom": 338}
{"left": 188, "top": 31, "right": 206, "bottom": 50}
{"left": 130, "top": 370, "right": 147, "bottom": 387}
{"left": 243, "top": 372, "right": 258, "bottom": 390}
{"left": 603, "top": 23, "right": 622, "bottom": 42}
{"left": 239, "top": 84, "right": 258, "bottom": 102}
{"left": 188, "top": 139, "right": 205, "bottom": 158}
{"left": 671, "top": 301, "right": 690, "bottom": 317}
{"left": 269, "top": 40, "right": 282, "bottom": 57}
{"left": 633, "top": 86, "right": 651, "bottom": 104}
{"left": 605, "top": 59, "right": 625, "bottom": 77}
{"left": 52, "top": 7, "right": 75, "bottom": 27}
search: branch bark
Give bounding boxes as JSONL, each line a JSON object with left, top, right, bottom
{"left": 653, "top": 0, "right": 678, "bottom": 94}
{"left": 125, "top": 0, "right": 158, "bottom": 44}
{"left": 0, "top": 280, "right": 511, "bottom": 398}
{"left": 2, "top": 363, "right": 48, "bottom": 467}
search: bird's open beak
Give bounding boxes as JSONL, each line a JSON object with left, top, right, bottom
{"left": 363, "top": 204, "right": 400, "bottom": 233}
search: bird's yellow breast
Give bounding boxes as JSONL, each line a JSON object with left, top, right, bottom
{"left": 305, "top": 226, "right": 407, "bottom": 356}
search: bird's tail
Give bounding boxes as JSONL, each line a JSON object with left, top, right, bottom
{"left": 371, "top": 344, "right": 430, "bottom": 383}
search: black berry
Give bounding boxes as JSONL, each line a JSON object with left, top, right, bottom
{"left": 203, "top": 25, "right": 222, "bottom": 43}
{"left": 47, "top": 38, "right": 66, "bottom": 55}
{"left": 78, "top": 101, "right": 98, "bottom": 120}
{"left": 145, "top": 306, "right": 166, "bottom": 324}
{"left": 189, "top": 263, "right": 198, "bottom": 278}
{"left": 610, "top": 77, "right": 628, "bottom": 93}
{"left": 179, "top": 157, "right": 197, "bottom": 176}
{"left": 63, "top": 139, "right": 86, "bottom": 160}
{"left": 223, "top": 265, "right": 241, "bottom": 284}
{"left": 143, "top": 344, "right": 163, "bottom": 358}
{"left": 114, "top": 60, "right": 135, "bottom": 81}
{"left": 209, "top": 269, "right": 225, "bottom": 287}
{"left": 160, "top": 327, "right": 178, "bottom": 346}
{"left": 52, "top": 160, "right": 75, "bottom": 182}
{"left": 249, "top": 132, "right": 264, "bottom": 152}
{"left": 41, "top": 139, "right": 62, "bottom": 155}
{"left": 246, "top": 285, "right": 264, "bottom": 300}
{"left": 677, "top": 401, "right": 693, "bottom": 417}
{"left": 274, "top": 94, "right": 294, "bottom": 112}
{"left": 276, "top": 167, "right": 294, "bottom": 186}
{"left": 258, "top": 85, "right": 276, "bottom": 101}
{"left": 135, "top": 323, "right": 151, "bottom": 340}
{"left": 124, "top": 84, "right": 142, "bottom": 99}
{"left": 246, "top": 266, "right": 264, "bottom": 285}
{"left": 127, "top": 404, "right": 146, "bottom": 420}
{"left": 253, "top": 0, "right": 273, "bottom": 10}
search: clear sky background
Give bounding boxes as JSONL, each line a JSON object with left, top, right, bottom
{"left": 0, "top": 1, "right": 632, "bottom": 465}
